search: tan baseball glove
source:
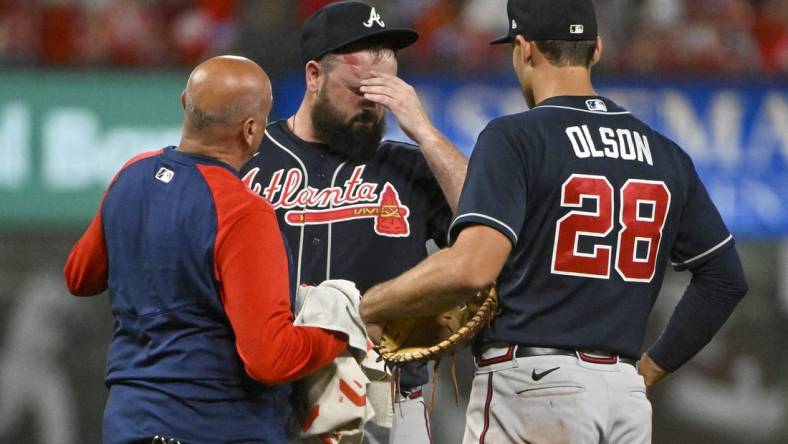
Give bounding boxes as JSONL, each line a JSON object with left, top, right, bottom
{"left": 376, "top": 286, "right": 498, "bottom": 365}
{"left": 375, "top": 286, "right": 497, "bottom": 407}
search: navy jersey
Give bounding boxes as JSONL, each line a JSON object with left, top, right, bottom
{"left": 241, "top": 120, "right": 452, "bottom": 388}
{"left": 241, "top": 120, "right": 452, "bottom": 294}
{"left": 450, "top": 96, "right": 733, "bottom": 359}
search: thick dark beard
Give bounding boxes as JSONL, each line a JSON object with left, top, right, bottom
{"left": 311, "top": 88, "right": 385, "bottom": 162}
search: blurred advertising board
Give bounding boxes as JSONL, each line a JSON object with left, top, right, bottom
{"left": 0, "top": 72, "right": 184, "bottom": 228}
{"left": 1, "top": 72, "right": 786, "bottom": 237}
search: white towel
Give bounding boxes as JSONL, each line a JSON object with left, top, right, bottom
{"left": 290, "top": 280, "right": 391, "bottom": 444}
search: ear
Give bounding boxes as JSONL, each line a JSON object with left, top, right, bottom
{"left": 305, "top": 61, "right": 322, "bottom": 95}
{"left": 180, "top": 91, "right": 187, "bottom": 110}
{"left": 243, "top": 117, "right": 256, "bottom": 148}
{"left": 591, "top": 36, "right": 603, "bottom": 66}
{"left": 514, "top": 35, "right": 533, "bottom": 65}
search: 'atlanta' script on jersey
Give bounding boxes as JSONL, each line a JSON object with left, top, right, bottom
{"left": 242, "top": 165, "right": 411, "bottom": 237}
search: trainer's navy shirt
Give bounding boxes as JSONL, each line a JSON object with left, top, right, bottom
{"left": 65, "top": 147, "right": 345, "bottom": 443}
{"left": 450, "top": 96, "right": 733, "bottom": 359}
{"left": 241, "top": 120, "right": 453, "bottom": 387}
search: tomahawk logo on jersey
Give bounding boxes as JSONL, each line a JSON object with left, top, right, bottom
{"left": 449, "top": 96, "right": 734, "bottom": 359}
{"left": 241, "top": 120, "right": 452, "bottom": 295}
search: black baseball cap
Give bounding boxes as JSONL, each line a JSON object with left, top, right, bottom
{"left": 300, "top": 1, "right": 419, "bottom": 64}
{"left": 491, "top": 0, "right": 597, "bottom": 44}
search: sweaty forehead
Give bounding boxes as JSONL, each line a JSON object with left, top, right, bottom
{"left": 333, "top": 50, "right": 397, "bottom": 79}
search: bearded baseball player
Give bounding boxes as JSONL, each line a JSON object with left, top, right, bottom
{"left": 240, "top": 2, "right": 467, "bottom": 443}
{"left": 360, "top": 0, "right": 749, "bottom": 443}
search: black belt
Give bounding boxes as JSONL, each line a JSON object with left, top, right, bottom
{"left": 477, "top": 345, "right": 637, "bottom": 367}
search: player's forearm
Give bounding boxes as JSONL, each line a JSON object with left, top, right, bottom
{"left": 646, "top": 247, "right": 748, "bottom": 374}
{"left": 358, "top": 73, "right": 467, "bottom": 212}
{"left": 361, "top": 247, "right": 487, "bottom": 323}
{"left": 414, "top": 128, "right": 467, "bottom": 213}
{"left": 362, "top": 225, "right": 510, "bottom": 323}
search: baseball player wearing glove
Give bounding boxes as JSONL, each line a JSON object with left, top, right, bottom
{"left": 361, "top": 1, "right": 748, "bottom": 443}
{"left": 240, "top": 3, "right": 468, "bottom": 443}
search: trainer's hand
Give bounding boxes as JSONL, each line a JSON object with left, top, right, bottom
{"left": 637, "top": 353, "right": 668, "bottom": 389}
{"left": 360, "top": 70, "right": 438, "bottom": 145}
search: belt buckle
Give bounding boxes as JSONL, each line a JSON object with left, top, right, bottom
{"left": 400, "top": 387, "right": 423, "bottom": 399}
{"left": 576, "top": 350, "right": 619, "bottom": 365}
{"left": 476, "top": 345, "right": 516, "bottom": 367}
{"left": 152, "top": 436, "right": 182, "bottom": 444}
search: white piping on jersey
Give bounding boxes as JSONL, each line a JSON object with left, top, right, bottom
{"left": 265, "top": 129, "right": 308, "bottom": 288}
{"left": 326, "top": 161, "right": 348, "bottom": 280}
{"left": 533, "top": 105, "right": 631, "bottom": 115}
{"left": 670, "top": 234, "right": 733, "bottom": 267}
{"left": 449, "top": 213, "right": 519, "bottom": 243}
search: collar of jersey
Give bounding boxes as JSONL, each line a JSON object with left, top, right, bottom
{"left": 163, "top": 146, "right": 239, "bottom": 175}
{"left": 533, "top": 95, "right": 626, "bottom": 113}
{"left": 273, "top": 120, "right": 330, "bottom": 150}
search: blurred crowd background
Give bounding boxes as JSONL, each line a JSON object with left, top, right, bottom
{"left": 1, "top": 1, "right": 787, "bottom": 444}
{"left": 1, "top": 0, "right": 787, "bottom": 76}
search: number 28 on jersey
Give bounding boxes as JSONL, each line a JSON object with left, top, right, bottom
{"left": 551, "top": 173, "right": 670, "bottom": 283}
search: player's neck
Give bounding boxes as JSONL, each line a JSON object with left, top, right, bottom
{"left": 532, "top": 65, "right": 596, "bottom": 105}
{"left": 290, "top": 101, "right": 323, "bottom": 144}
{"left": 178, "top": 133, "right": 247, "bottom": 171}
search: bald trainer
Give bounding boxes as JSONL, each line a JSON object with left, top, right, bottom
{"left": 65, "top": 56, "right": 348, "bottom": 444}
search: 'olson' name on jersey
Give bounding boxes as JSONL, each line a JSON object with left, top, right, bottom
{"left": 566, "top": 125, "right": 653, "bottom": 165}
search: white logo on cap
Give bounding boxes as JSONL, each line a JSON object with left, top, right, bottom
{"left": 570, "top": 24, "right": 584, "bottom": 34}
{"left": 363, "top": 7, "right": 385, "bottom": 28}
{"left": 511, "top": 19, "right": 517, "bottom": 29}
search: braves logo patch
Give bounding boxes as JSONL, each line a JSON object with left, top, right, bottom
{"left": 243, "top": 165, "right": 411, "bottom": 237}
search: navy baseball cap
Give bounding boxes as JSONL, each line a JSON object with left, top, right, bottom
{"left": 300, "top": 1, "right": 419, "bottom": 64}
{"left": 491, "top": 0, "right": 598, "bottom": 44}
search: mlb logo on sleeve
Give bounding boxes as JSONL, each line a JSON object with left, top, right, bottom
{"left": 585, "top": 99, "right": 608, "bottom": 112}
{"left": 155, "top": 167, "right": 174, "bottom": 183}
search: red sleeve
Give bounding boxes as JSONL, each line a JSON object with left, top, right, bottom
{"left": 64, "top": 205, "right": 109, "bottom": 296}
{"left": 217, "top": 208, "right": 348, "bottom": 384}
